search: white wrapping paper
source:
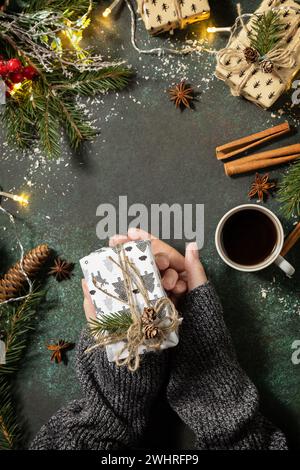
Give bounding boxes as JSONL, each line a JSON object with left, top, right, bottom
{"left": 80, "top": 240, "right": 178, "bottom": 362}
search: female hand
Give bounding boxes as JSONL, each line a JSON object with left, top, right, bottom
{"left": 82, "top": 228, "right": 207, "bottom": 321}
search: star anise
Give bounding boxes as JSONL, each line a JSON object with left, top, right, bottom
{"left": 248, "top": 173, "right": 276, "bottom": 202}
{"left": 47, "top": 340, "right": 74, "bottom": 363}
{"left": 168, "top": 81, "right": 194, "bottom": 109}
{"left": 48, "top": 257, "right": 74, "bottom": 282}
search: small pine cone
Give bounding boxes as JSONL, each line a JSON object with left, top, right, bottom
{"left": 143, "top": 324, "right": 159, "bottom": 340}
{"left": 261, "top": 60, "right": 274, "bottom": 73}
{"left": 141, "top": 306, "right": 157, "bottom": 325}
{"left": 244, "top": 47, "right": 259, "bottom": 64}
{"left": 0, "top": 244, "right": 51, "bottom": 302}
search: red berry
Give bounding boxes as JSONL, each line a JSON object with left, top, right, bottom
{"left": 0, "top": 60, "right": 8, "bottom": 77}
{"left": 10, "top": 72, "right": 24, "bottom": 83}
{"left": 23, "top": 65, "right": 38, "bottom": 80}
{"left": 7, "top": 58, "right": 22, "bottom": 73}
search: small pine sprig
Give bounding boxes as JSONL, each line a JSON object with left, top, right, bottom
{"left": 0, "top": 290, "right": 45, "bottom": 374}
{"left": 278, "top": 161, "right": 300, "bottom": 219}
{"left": 49, "top": 67, "right": 133, "bottom": 96}
{"left": 2, "top": 66, "right": 132, "bottom": 158}
{"left": 0, "top": 290, "right": 44, "bottom": 449}
{"left": 89, "top": 311, "right": 133, "bottom": 337}
{"left": 0, "top": 378, "right": 19, "bottom": 450}
{"left": 23, "top": 0, "right": 94, "bottom": 16}
{"left": 249, "top": 10, "right": 285, "bottom": 56}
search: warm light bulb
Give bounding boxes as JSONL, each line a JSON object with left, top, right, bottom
{"left": 12, "top": 193, "right": 29, "bottom": 206}
{"left": 10, "top": 82, "right": 23, "bottom": 96}
{"left": 207, "top": 26, "right": 231, "bottom": 33}
{"left": 103, "top": 8, "right": 111, "bottom": 17}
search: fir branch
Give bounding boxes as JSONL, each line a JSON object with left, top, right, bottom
{"left": 0, "top": 7, "right": 132, "bottom": 157}
{"left": 50, "top": 67, "right": 132, "bottom": 95}
{"left": 0, "top": 290, "right": 44, "bottom": 449}
{"left": 278, "top": 161, "right": 300, "bottom": 219}
{"left": 32, "top": 82, "right": 61, "bottom": 158}
{"left": 89, "top": 311, "right": 133, "bottom": 337}
{"left": 2, "top": 99, "right": 36, "bottom": 149}
{"left": 0, "top": 290, "right": 45, "bottom": 375}
{"left": 249, "top": 11, "right": 285, "bottom": 56}
{"left": 56, "top": 97, "right": 96, "bottom": 149}
{"left": 0, "top": 378, "right": 20, "bottom": 449}
{"left": 24, "top": 0, "right": 94, "bottom": 17}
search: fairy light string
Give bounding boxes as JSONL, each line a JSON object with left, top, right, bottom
{"left": 102, "top": 0, "right": 218, "bottom": 55}
{"left": 0, "top": 190, "right": 33, "bottom": 306}
{"left": 105, "top": 0, "right": 299, "bottom": 57}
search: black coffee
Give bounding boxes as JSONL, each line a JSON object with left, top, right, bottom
{"left": 221, "top": 209, "right": 278, "bottom": 266}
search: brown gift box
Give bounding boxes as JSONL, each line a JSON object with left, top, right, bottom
{"left": 215, "top": 0, "right": 300, "bottom": 109}
{"left": 137, "top": 0, "right": 210, "bottom": 35}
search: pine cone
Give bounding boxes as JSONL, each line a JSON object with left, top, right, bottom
{"left": 261, "top": 60, "right": 274, "bottom": 73}
{"left": 141, "top": 306, "right": 157, "bottom": 325}
{"left": 244, "top": 47, "right": 259, "bottom": 64}
{"left": 143, "top": 324, "right": 159, "bottom": 340}
{"left": 0, "top": 244, "right": 51, "bottom": 302}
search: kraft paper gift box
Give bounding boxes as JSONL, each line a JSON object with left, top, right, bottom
{"left": 80, "top": 240, "right": 179, "bottom": 362}
{"left": 137, "top": 0, "right": 210, "bottom": 35}
{"left": 215, "top": 0, "right": 300, "bottom": 109}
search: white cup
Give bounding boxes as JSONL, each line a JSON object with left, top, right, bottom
{"left": 215, "top": 204, "right": 295, "bottom": 278}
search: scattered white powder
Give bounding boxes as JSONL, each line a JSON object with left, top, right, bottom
{"left": 261, "top": 288, "right": 268, "bottom": 299}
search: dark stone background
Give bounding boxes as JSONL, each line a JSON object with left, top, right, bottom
{"left": 1, "top": 0, "right": 300, "bottom": 449}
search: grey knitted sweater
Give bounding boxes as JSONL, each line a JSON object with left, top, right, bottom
{"left": 30, "top": 282, "right": 287, "bottom": 450}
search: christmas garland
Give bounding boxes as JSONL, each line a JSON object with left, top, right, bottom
{"left": 0, "top": 0, "right": 132, "bottom": 158}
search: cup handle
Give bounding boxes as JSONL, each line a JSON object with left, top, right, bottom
{"left": 274, "top": 254, "right": 295, "bottom": 278}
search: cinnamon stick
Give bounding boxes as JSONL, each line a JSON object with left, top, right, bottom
{"left": 281, "top": 222, "right": 300, "bottom": 257}
{"left": 216, "top": 122, "right": 291, "bottom": 160}
{"left": 225, "top": 153, "right": 300, "bottom": 176}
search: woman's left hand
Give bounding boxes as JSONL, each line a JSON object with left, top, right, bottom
{"left": 82, "top": 228, "right": 207, "bottom": 321}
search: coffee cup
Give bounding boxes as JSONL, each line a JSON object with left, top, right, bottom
{"left": 215, "top": 204, "right": 295, "bottom": 278}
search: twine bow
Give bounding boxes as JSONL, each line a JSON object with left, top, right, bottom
{"left": 216, "top": 3, "right": 299, "bottom": 100}
{"left": 86, "top": 245, "right": 181, "bottom": 372}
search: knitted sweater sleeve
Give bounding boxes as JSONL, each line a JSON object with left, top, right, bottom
{"left": 30, "top": 329, "right": 168, "bottom": 450}
{"left": 167, "top": 282, "right": 288, "bottom": 450}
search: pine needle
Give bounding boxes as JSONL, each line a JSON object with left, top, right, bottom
{"left": 56, "top": 97, "right": 97, "bottom": 149}
{"left": 50, "top": 67, "right": 133, "bottom": 96}
{"left": 0, "top": 290, "right": 45, "bottom": 375}
{"left": 0, "top": 290, "right": 44, "bottom": 449}
{"left": 89, "top": 311, "right": 133, "bottom": 337}
{"left": 24, "top": 0, "right": 94, "bottom": 17}
{"left": 0, "top": 7, "right": 132, "bottom": 158}
{"left": 250, "top": 11, "right": 285, "bottom": 56}
{"left": 0, "top": 379, "right": 20, "bottom": 450}
{"left": 2, "top": 97, "right": 36, "bottom": 150}
{"left": 278, "top": 161, "right": 300, "bottom": 219}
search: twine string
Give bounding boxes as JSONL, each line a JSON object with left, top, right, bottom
{"left": 87, "top": 245, "right": 181, "bottom": 371}
{"left": 216, "top": 4, "right": 299, "bottom": 99}
{"left": 125, "top": 0, "right": 218, "bottom": 56}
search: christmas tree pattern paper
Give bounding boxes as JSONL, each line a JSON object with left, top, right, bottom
{"left": 137, "top": 0, "right": 210, "bottom": 35}
{"left": 80, "top": 240, "right": 178, "bottom": 362}
{"left": 215, "top": 0, "right": 300, "bottom": 109}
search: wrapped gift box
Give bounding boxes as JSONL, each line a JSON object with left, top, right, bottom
{"left": 215, "top": 0, "right": 300, "bottom": 109}
{"left": 137, "top": 0, "right": 210, "bottom": 35}
{"left": 80, "top": 240, "right": 179, "bottom": 362}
